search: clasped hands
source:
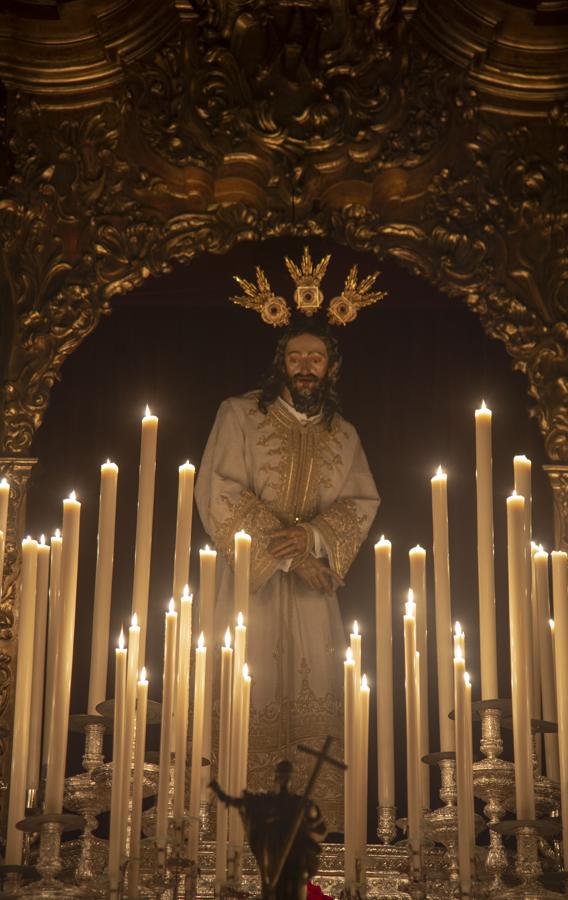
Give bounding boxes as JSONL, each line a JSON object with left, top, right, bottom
{"left": 267, "top": 525, "right": 344, "bottom": 593}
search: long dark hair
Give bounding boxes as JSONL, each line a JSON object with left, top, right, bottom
{"left": 258, "top": 319, "right": 342, "bottom": 429}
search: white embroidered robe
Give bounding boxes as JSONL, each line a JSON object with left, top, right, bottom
{"left": 195, "top": 392, "right": 379, "bottom": 828}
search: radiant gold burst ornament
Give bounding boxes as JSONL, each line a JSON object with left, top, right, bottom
{"left": 230, "top": 247, "right": 387, "bottom": 327}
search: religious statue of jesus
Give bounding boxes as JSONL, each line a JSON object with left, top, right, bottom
{"left": 195, "top": 251, "right": 382, "bottom": 829}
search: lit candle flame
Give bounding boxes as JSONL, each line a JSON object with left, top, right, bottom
{"left": 25, "top": 535, "right": 31, "bottom": 542}
{"left": 69, "top": 490, "right": 77, "bottom": 502}
{"left": 131, "top": 612, "right": 139, "bottom": 628}
{"left": 0, "top": 478, "right": 8, "bottom": 487}
{"left": 225, "top": 628, "right": 232, "bottom": 649}
{"left": 182, "top": 584, "right": 190, "bottom": 598}
{"left": 243, "top": 663, "right": 249, "bottom": 679}
{"left": 481, "top": 399, "right": 487, "bottom": 410}
{"left": 352, "top": 620, "right": 359, "bottom": 637}
{"left": 361, "top": 673, "right": 368, "bottom": 690}
{"left": 40, "top": 534, "right": 46, "bottom": 545}
{"left": 237, "top": 611, "right": 244, "bottom": 627}
{"left": 454, "top": 621, "right": 462, "bottom": 637}
{"left": 140, "top": 666, "right": 147, "bottom": 682}
{"left": 455, "top": 644, "right": 463, "bottom": 662}
{"left": 145, "top": 405, "right": 151, "bottom": 418}
{"left": 54, "top": 528, "right": 61, "bottom": 539}
{"left": 464, "top": 671, "right": 471, "bottom": 687}
{"left": 549, "top": 618, "right": 555, "bottom": 632}
{"left": 168, "top": 598, "right": 176, "bottom": 614}
{"left": 119, "top": 628, "right": 125, "bottom": 650}
{"left": 436, "top": 465, "right": 443, "bottom": 477}
{"left": 346, "top": 647, "right": 353, "bottom": 662}
{"left": 198, "top": 632, "right": 205, "bottom": 649}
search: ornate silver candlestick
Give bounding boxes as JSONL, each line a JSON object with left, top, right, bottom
{"left": 422, "top": 752, "right": 459, "bottom": 889}
{"left": 15, "top": 813, "right": 89, "bottom": 897}
{"left": 64, "top": 714, "right": 110, "bottom": 891}
{"left": 471, "top": 699, "right": 514, "bottom": 892}
{"left": 376, "top": 805, "right": 397, "bottom": 845}
{"left": 493, "top": 819, "right": 561, "bottom": 898}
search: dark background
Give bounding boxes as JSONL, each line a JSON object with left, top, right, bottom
{"left": 26, "top": 235, "right": 554, "bottom": 837}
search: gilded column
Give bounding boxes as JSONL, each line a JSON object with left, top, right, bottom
{"left": 0, "top": 457, "right": 38, "bottom": 826}
{"left": 543, "top": 466, "right": 568, "bottom": 553}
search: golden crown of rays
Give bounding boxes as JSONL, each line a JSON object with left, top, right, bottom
{"left": 230, "top": 247, "right": 387, "bottom": 327}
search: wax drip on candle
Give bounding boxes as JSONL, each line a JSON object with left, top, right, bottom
{"left": 119, "top": 628, "right": 125, "bottom": 650}
{"left": 198, "top": 632, "right": 205, "bottom": 649}
{"left": 352, "top": 620, "right": 359, "bottom": 636}
{"left": 237, "top": 611, "right": 244, "bottom": 627}
{"left": 346, "top": 646, "right": 353, "bottom": 662}
{"left": 140, "top": 666, "right": 148, "bottom": 683}
{"left": 225, "top": 628, "right": 232, "bottom": 648}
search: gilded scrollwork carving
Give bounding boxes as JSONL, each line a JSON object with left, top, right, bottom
{"left": 0, "top": 652, "right": 11, "bottom": 721}
{"left": 543, "top": 466, "right": 568, "bottom": 552}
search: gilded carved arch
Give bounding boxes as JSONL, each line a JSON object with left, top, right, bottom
{"left": 0, "top": 0, "right": 566, "bottom": 465}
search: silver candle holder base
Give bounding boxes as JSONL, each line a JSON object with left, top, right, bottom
{"left": 471, "top": 699, "right": 514, "bottom": 893}
{"left": 15, "top": 813, "right": 90, "bottom": 898}
{"left": 422, "top": 752, "right": 459, "bottom": 889}
{"left": 492, "top": 819, "right": 561, "bottom": 899}
{"left": 376, "top": 805, "right": 397, "bottom": 845}
{"left": 65, "top": 715, "right": 109, "bottom": 890}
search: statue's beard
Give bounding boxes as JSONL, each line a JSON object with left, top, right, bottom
{"left": 286, "top": 372, "right": 326, "bottom": 416}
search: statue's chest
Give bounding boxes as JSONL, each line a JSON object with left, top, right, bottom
{"left": 251, "top": 417, "right": 346, "bottom": 524}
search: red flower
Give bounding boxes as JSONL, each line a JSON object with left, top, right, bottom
{"left": 307, "top": 882, "right": 333, "bottom": 900}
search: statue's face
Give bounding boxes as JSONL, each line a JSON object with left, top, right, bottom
{"left": 284, "top": 332, "right": 329, "bottom": 382}
{"left": 281, "top": 332, "right": 331, "bottom": 414}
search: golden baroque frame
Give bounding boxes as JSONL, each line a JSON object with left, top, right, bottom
{"left": 0, "top": 0, "right": 567, "bottom": 784}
